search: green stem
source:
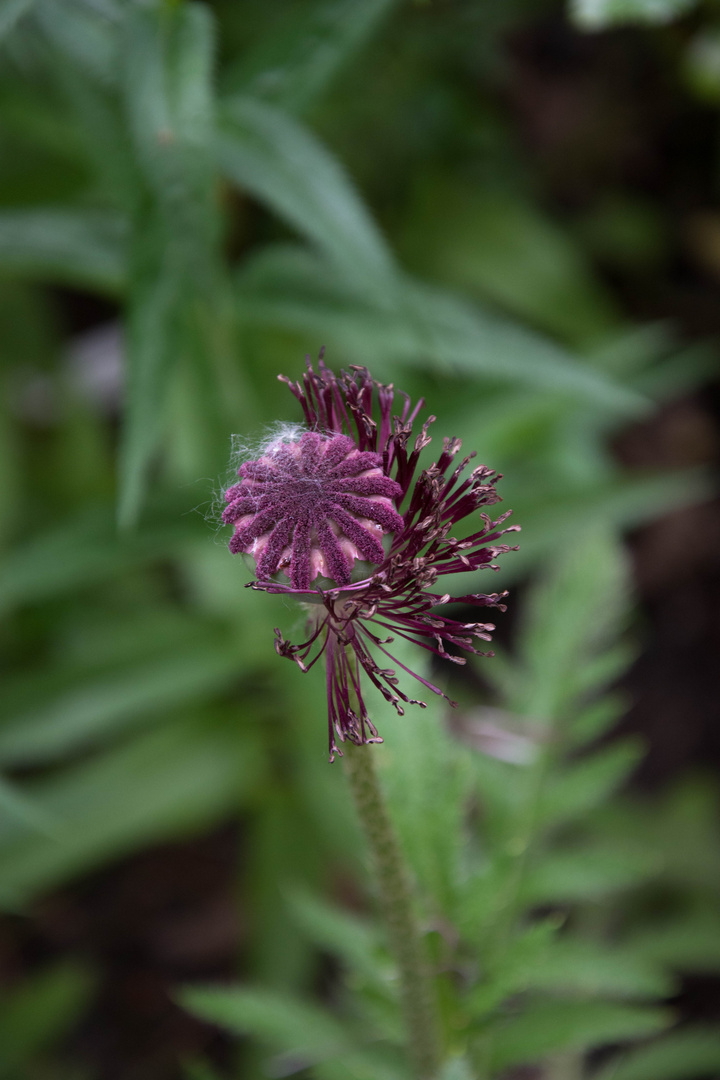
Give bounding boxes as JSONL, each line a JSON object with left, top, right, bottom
{"left": 343, "top": 741, "right": 441, "bottom": 1080}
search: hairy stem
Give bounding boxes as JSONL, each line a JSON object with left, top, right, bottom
{"left": 343, "top": 741, "right": 441, "bottom": 1080}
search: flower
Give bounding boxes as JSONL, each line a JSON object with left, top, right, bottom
{"left": 224, "top": 355, "right": 519, "bottom": 761}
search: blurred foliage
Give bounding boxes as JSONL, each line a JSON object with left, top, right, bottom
{"left": 0, "top": 0, "right": 718, "bottom": 1078}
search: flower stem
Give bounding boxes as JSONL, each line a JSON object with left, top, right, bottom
{"left": 343, "top": 741, "right": 441, "bottom": 1080}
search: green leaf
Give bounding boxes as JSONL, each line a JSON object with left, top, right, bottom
{"left": 0, "top": 209, "right": 126, "bottom": 291}
{"left": 218, "top": 104, "right": 397, "bottom": 296}
{"left": 0, "top": 775, "right": 54, "bottom": 834}
{"left": 528, "top": 938, "right": 674, "bottom": 1000}
{"left": 511, "top": 531, "right": 630, "bottom": 722}
{"left": 538, "top": 741, "right": 644, "bottom": 828}
{"left": 0, "top": 635, "right": 244, "bottom": 767}
{"left": 179, "top": 985, "right": 352, "bottom": 1061}
{"left": 489, "top": 999, "right": 669, "bottom": 1071}
{"left": 0, "top": 962, "right": 93, "bottom": 1072}
{"left": 594, "top": 1026, "right": 720, "bottom": 1080}
{"left": 399, "top": 176, "right": 620, "bottom": 348}
{"left": 122, "top": 2, "right": 217, "bottom": 279}
{"left": 0, "top": 717, "right": 263, "bottom": 905}
{"left": 285, "top": 885, "right": 384, "bottom": 982}
{"left": 628, "top": 911, "right": 720, "bottom": 973}
{"left": 439, "top": 1060, "right": 475, "bottom": 1080}
{"left": 34, "top": 0, "right": 120, "bottom": 84}
{"left": 467, "top": 918, "right": 562, "bottom": 1019}
{"left": 0, "top": 502, "right": 201, "bottom": 614}
{"left": 522, "top": 844, "right": 659, "bottom": 905}
{"left": 235, "top": 244, "right": 649, "bottom": 415}
{"left": 225, "top": 0, "right": 397, "bottom": 116}
{"left": 117, "top": 239, "right": 185, "bottom": 529}
{"left": 499, "top": 468, "right": 712, "bottom": 585}
{"left": 180, "top": 985, "right": 409, "bottom": 1080}
{"left": 118, "top": 2, "right": 219, "bottom": 528}
{"left": 0, "top": 0, "right": 37, "bottom": 42}
{"left": 570, "top": 0, "right": 697, "bottom": 28}
{"left": 373, "top": 652, "right": 471, "bottom": 914}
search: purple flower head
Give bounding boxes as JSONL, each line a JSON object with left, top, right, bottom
{"left": 224, "top": 354, "right": 519, "bottom": 761}
{"left": 223, "top": 432, "right": 403, "bottom": 590}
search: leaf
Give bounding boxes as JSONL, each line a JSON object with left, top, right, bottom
{"left": 234, "top": 244, "right": 649, "bottom": 415}
{"left": 0, "top": 0, "right": 37, "bottom": 42}
{"left": 180, "top": 985, "right": 409, "bottom": 1080}
{"left": 118, "top": 2, "right": 219, "bottom": 528}
{"left": 497, "top": 467, "right": 712, "bottom": 586}
{"left": 439, "top": 1060, "right": 475, "bottom": 1080}
{"left": 122, "top": 2, "right": 217, "bottom": 279}
{"left": 0, "top": 635, "right": 244, "bottom": 767}
{"left": 0, "top": 775, "right": 54, "bottom": 834}
{"left": 399, "top": 176, "right": 620, "bottom": 348}
{"left": 570, "top": 0, "right": 697, "bottom": 28}
{"left": 0, "top": 209, "right": 126, "bottom": 291}
{"left": 217, "top": 103, "right": 397, "bottom": 297}
{"left": 117, "top": 238, "right": 185, "bottom": 529}
{"left": 179, "top": 985, "right": 353, "bottom": 1061}
{"left": 628, "top": 911, "right": 720, "bottom": 973}
{"left": 225, "top": 0, "right": 397, "bottom": 116}
{"left": 34, "top": 0, "right": 120, "bottom": 84}
{"left": 285, "top": 885, "right": 384, "bottom": 982}
{"left": 371, "top": 647, "right": 472, "bottom": 914}
{"left": 511, "top": 531, "right": 630, "bottom": 722}
{"left": 489, "top": 999, "right": 669, "bottom": 1071}
{"left": 522, "top": 844, "right": 659, "bottom": 905}
{"left": 593, "top": 1026, "right": 720, "bottom": 1080}
{"left": 0, "top": 717, "right": 263, "bottom": 906}
{"left": 0, "top": 502, "right": 201, "bottom": 614}
{"left": 538, "top": 741, "right": 644, "bottom": 828}
{"left": 0, "top": 962, "right": 93, "bottom": 1072}
{"left": 466, "top": 918, "right": 562, "bottom": 1019}
{"left": 528, "top": 938, "right": 674, "bottom": 1000}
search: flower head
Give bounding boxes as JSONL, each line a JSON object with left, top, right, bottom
{"left": 223, "top": 431, "right": 403, "bottom": 590}
{"left": 224, "top": 354, "right": 518, "bottom": 761}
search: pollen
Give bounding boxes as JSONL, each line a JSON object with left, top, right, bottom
{"left": 223, "top": 431, "right": 404, "bottom": 589}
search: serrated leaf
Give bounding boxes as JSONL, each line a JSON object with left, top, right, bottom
{"left": 218, "top": 104, "right": 396, "bottom": 297}
{"left": 0, "top": 209, "right": 126, "bottom": 291}
{"left": 488, "top": 999, "right": 669, "bottom": 1071}
{"left": 225, "top": 0, "right": 397, "bottom": 116}
{"left": 0, "top": 962, "right": 93, "bottom": 1070}
{"left": 594, "top": 1026, "right": 720, "bottom": 1080}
